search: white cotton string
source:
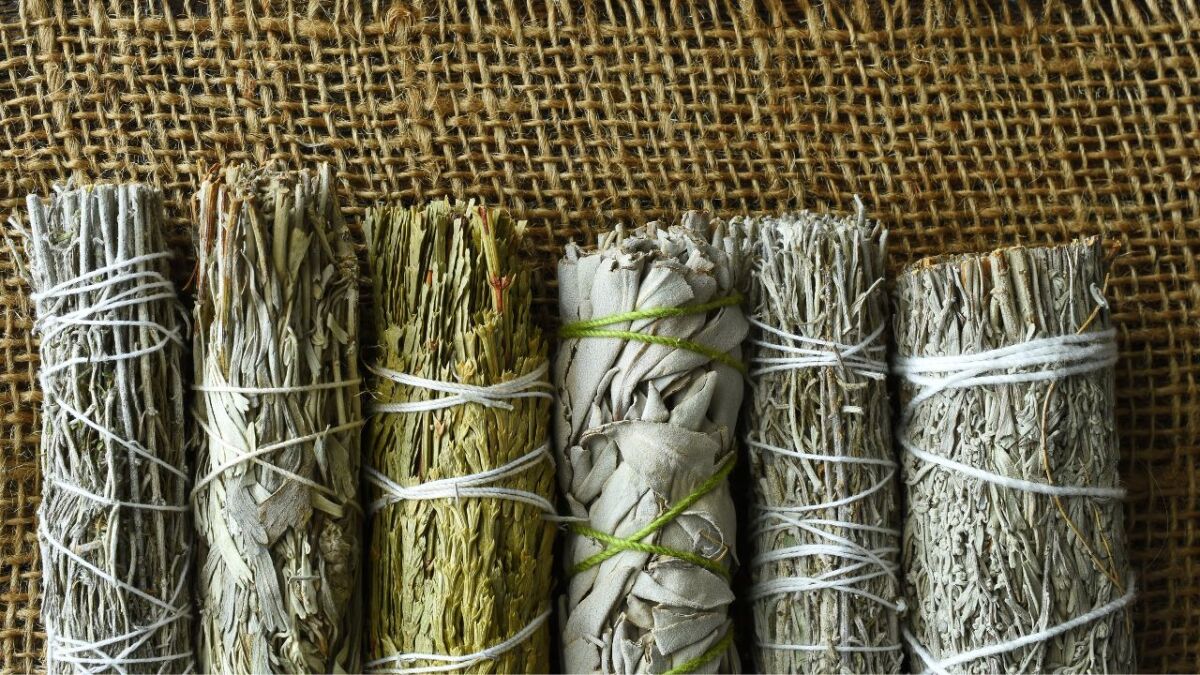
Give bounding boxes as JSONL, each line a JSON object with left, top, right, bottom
{"left": 364, "top": 443, "right": 556, "bottom": 516}
{"left": 904, "top": 578, "right": 1137, "bottom": 675}
{"left": 31, "top": 251, "right": 186, "bottom": 361}
{"left": 190, "top": 418, "right": 365, "bottom": 500}
{"left": 47, "top": 565, "right": 194, "bottom": 673}
{"left": 368, "top": 361, "right": 553, "bottom": 413}
{"left": 892, "top": 329, "right": 1118, "bottom": 410}
{"left": 749, "top": 319, "right": 888, "bottom": 379}
{"left": 41, "top": 524, "right": 193, "bottom": 673}
{"left": 893, "top": 327, "right": 1126, "bottom": 500}
{"left": 365, "top": 610, "right": 551, "bottom": 674}
{"left": 29, "top": 251, "right": 172, "bottom": 303}
{"left": 50, "top": 478, "right": 190, "bottom": 513}
{"left": 746, "top": 435, "right": 904, "bottom": 651}
{"left": 900, "top": 441, "right": 1126, "bottom": 499}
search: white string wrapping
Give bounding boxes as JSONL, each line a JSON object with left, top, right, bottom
{"left": 368, "top": 361, "right": 553, "bottom": 412}
{"left": 364, "top": 610, "right": 551, "bottom": 674}
{"left": 749, "top": 319, "right": 888, "bottom": 379}
{"left": 30, "top": 236, "right": 193, "bottom": 672}
{"left": 367, "top": 359, "right": 556, "bottom": 671}
{"left": 894, "top": 325, "right": 1132, "bottom": 669}
{"left": 904, "top": 578, "right": 1137, "bottom": 675}
{"left": 747, "top": 437, "right": 905, "bottom": 653}
{"left": 363, "top": 443, "right": 556, "bottom": 515}
{"left": 893, "top": 328, "right": 1124, "bottom": 499}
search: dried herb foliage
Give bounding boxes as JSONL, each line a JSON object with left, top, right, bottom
{"left": 554, "top": 214, "right": 747, "bottom": 674}
{"left": 737, "top": 212, "right": 899, "bottom": 673}
{"left": 21, "top": 184, "right": 194, "bottom": 672}
{"left": 192, "top": 165, "right": 362, "bottom": 674}
{"left": 894, "top": 239, "right": 1134, "bottom": 673}
{"left": 364, "top": 201, "right": 555, "bottom": 673}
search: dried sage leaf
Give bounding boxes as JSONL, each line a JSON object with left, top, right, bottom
{"left": 192, "top": 164, "right": 363, "bottom": 674}
{"left": 554, "top": 213, "right": 747, "bottom": 674}
{"left": 21, "top": 184, "right": 194, "bottom": 673}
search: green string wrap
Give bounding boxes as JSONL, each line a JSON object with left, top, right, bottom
{"left": 568, "top": 453, "right": 736, "bottom": 579}
{"left": 557, "top": 293, "right": 746, "bottom": 373}
{"left": 663, "top": 628, "right": 736, "bottom": 675}
{"left": 563, "top": 292, "right": 741, "bottom": 671}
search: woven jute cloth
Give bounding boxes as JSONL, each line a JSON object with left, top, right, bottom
{"left": 0, "top": 1, "right": 1196, "bottom": 672}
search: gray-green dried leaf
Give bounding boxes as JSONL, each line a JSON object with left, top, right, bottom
{"left": 192, "top": 164, "right": 362, "bottom": 674}
{"left": 554, "top": 213, "right": 747, "bottom": 674}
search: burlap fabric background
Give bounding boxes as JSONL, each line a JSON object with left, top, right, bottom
{"left": 0, "top": 0, "right": 1196, "bottom": 672}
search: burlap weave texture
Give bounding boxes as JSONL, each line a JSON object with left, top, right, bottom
{"left": 0, "top": 1, "right": 1196, "bottom": 672}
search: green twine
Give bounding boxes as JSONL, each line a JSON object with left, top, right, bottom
{"left": 569, "top": 453, "right": 736, "bottom": 580}
{"left": 557, "top": 293, "right": 746, "bottom": 373}
{"left": 663, "top": 628, "right": 736, "bottom": 675}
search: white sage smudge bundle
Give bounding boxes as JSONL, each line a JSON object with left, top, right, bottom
{"left": 192, "top": 165, "right": 363, "bottom": 674}
{"left": 554, "top": 213, "right": 747, "bottom": 674}
{"left": 893, "top": 239, "right": 1135, "bottom": 673}
{"left": 735, "top": 208, "right": 900, "bottom": 673}
{"left": 18, "top": 184, "right": 194, "bottom": 673}
{"left": 363, "top": 201, "right": 556, "bottom": 674}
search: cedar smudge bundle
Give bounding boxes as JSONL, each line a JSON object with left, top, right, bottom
{"left": 554, "top": 213, "right": 747, "bottom": 674}
{"left": 20, "top": 184, "right": 194, "bottom": 672}
{"left": 363, "top": 201, "right": 555, "bottom": 673}
{"left": 192, "top": 165, "right": 363, "bottom": 673}
{"left": 736, "top": 210, "right": 900, "bottom": 673}
{"left": 893, "top": 239, "right": 1135, "bottom": 673}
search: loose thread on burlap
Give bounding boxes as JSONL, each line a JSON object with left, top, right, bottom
{"left": 28, "top": 218, "right": 193, "bottom": 671}
{"left": 569, "top": 454, "right": 737, "bottom": 580}
{"left": 893, "top": 324, "right": 1131, "bottom": 672}
{"left": 366, "top": 360, "right": 555, "bottom": 674}
{"left": 558, "top": 294, "right": 747, "bottom": 373}
{"left": 744, "top": 318, "right": 902, "bottom": 652}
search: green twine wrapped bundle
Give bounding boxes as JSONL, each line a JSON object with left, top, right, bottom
{"left": 554, "top": 213, "right": 748, "bottom": 674}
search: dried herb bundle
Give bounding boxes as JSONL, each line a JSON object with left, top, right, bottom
{"left": 554, "top": 213, "right": 747, "bottom": 674}
{"left": 893, "top": 239, "right": 1134, "bottom": 673}
{"left": 192, "top": 165, "right": 362, "bottom": 674}
{"left": 363, "top": 201, "right": 555, "bottom": 674}
{"left": 736, "top": 211, "right": 899, "bottom": 673}
{"left": 20, "top": 184, "right": 193, "bottom": 673}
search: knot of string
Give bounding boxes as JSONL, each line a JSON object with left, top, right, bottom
{"left": 190, "top": 378, "right": 364, "bottom": 502}
{"left": 33, "top": 249, "right": 192, "bottom": 671}
{"left": 557, "top": 294, "right": 747, "bottom": 373}
{"left": 745, "top": 437, "right": 904, "bottom": 655}
{"left": 365, "top": 360, "right": 556, "bottom": 671}
{"left": 367, "top": 361, "right": 552, "bottom": 413}
{"left": 892, "top": 328, "right": 1123, "bottom": 499}
{"left": 749, "top": 320, "right": 887, "bottom": 379}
